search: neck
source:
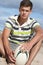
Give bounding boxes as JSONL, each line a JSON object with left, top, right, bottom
{"left": 17, "top": 15, "right": 28, "bottom": 25}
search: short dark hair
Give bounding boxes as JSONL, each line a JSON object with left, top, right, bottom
{"left": 20, "top": 0, "right": 33, "bottom": 10}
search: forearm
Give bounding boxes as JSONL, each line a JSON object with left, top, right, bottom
{"left": 29, "top": 31, "right": 43, "bottom": 48}
{"left": 2, "top": 37, "right": 12, "bottom": 54}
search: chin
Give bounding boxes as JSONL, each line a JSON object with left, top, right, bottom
{"left": 22, "top": 17, "right": 27, "bottom": 20}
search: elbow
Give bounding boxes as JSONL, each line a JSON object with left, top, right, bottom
{"left": 2, "top": 35, "right": 5, "bottom": 42}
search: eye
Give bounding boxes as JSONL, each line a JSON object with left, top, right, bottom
{"left": 26, "top": 10, "right": 29, "bottom": 12}
{"left": 21, "top": 9, "right": 24, "bottom": 11}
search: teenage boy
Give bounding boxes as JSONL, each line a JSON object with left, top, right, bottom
{"left": 0, "top": 0, "right": 43, "bottom": 65}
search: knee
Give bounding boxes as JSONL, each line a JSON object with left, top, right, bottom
{"left": 2, "top": 49, "right": 6, "bottom": 57}
{"left": 0, "top": 48, "right": 5, "bottom": 57}
{"left": 0, "top": 34, "right": 5, "bottom": 57}
{"left": 0, "top": 34, "right": 3, "bottom": 42}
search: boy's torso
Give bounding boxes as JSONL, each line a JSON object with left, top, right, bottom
{"left": 8, "top": 15, "right": 35, "bottom": 44}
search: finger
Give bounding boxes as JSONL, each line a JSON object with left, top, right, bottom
{"left": 9, "top": 55, "right": 15, "bottom": 63}
{"left": 20, "top": 46, "right": 26, "bottom": 52}
{"left": 8, "top": 53, "right": 16, "bottom": 63}
{"left": 20, "top": 44, "right": 24, "bottom": 49}
{"left": 10, "top": 54, "right": 16, "bottom": 61}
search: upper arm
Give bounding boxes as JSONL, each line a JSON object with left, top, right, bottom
{"left": 34, "top": 26, "right": 43, "bottom": 33}
{"left": 31, "top": 19, "right": 42, "bottom": 33}
{"left": 2, "top": 17, "right": 13, "bottom": 38}
{"left": 2, "top": 28, "right": 11, "bottom": 38}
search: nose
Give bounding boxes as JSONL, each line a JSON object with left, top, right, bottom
{"left": 23, "top": 10, "right": 26, "bottom": 14}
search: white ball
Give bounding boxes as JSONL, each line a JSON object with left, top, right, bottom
{"left": 14, "top": 46, "right": 29, "bottom": 65}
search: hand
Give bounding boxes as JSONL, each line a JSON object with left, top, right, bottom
{"left": 6, "top": 50, "right": 16, "bottom": 64}
{"left": 20, "top": 42, "right": 32, "bottom": 52}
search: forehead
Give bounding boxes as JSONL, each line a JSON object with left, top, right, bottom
{"left": 20, "top": 6, "right": 31, "bottom": 10}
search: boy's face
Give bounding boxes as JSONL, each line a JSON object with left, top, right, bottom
{"left": 19, "top": 6, "right": 32, "bottom": 20}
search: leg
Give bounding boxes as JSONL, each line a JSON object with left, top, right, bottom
{"left": 26, "top": 38, "right": 43, "bottom": 65}
{"left": 0, "top": 34, "right": 5, "bottom": 57}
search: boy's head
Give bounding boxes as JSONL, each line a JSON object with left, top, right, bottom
{"left": 20, "top": 0, "right": 33, "bottom": 10}
{"left": 19, "top": 0, "right": 33, "bottom": 20}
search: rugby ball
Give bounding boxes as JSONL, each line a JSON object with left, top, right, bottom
{"left": 14, "top": 46, "right": 29, "bottom": 65}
